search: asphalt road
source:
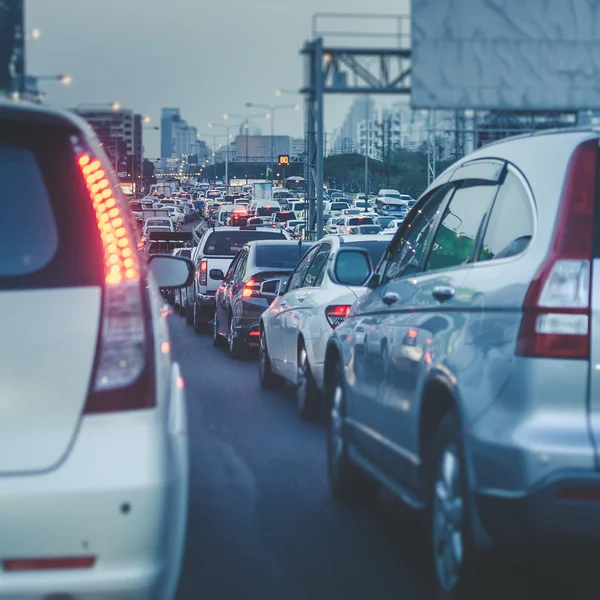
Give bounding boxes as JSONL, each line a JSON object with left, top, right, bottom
{"left": 171, "top": 220, "right": 598, "bottom": 600}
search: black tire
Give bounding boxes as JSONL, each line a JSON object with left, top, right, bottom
{"left": 296, "top": 342, "right": 322, "bottom": 421}
{"left": 185, "top": 299, "right": 193, "bottom": 325}
{"left": 228, "top": 315, "right": 246, "bottom": 359}
{"left": 326, "top": 360, "right": 378, "bottom": 504}
{"left": 213, "top": 310, "right": 225, "bottom": 348}
{"left": 193, "top": 301, "right": 210, "bottom": 334}
{"left": 426, "top": 411, "right": 477, "bottom": 600}
{"left": 258, "top": 327, "right": 280, "bottom": 389}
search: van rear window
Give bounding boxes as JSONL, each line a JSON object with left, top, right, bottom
{"left": 0, "top": 121, "right": 104, "bottom": 290}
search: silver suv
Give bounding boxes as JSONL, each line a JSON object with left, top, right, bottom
{"left": 323, "top": 128, "right": 600, "bottom": 597}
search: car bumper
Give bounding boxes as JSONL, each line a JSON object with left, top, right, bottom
{"left": 475, "top": 470, "right": 600, "bottom": 548}
{"left": 0, "top": 408, "right": 186, "bottom": 600}
{"left": 233, "top": 302, "right": 269, "bottom": 347}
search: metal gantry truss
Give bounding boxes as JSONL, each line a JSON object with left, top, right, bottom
{"left": 301, "top": 13, "right": 411, "bottom": 239}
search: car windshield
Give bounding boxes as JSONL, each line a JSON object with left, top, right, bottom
{"left": 255, "top": 243, "right": 312, "bottom": 268}
{"left": 147, "top": 219, "right": 171, "bottom": 227}
{"left": 203, "top": 230, "right": 286, "bottom": 256}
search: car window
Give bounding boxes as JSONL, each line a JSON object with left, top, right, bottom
{"left": 234, "top": 251, "right": 248, "bottom": 283}
{"left": 302, "top": 243, "right": 331, "bottom": 288}
{"left": 255, "top": 243, "right": 312, "bottom": 268}
{"left": 285, "top": 245, "right": 319, "bottom": 292}
{"left": 426, "top": 182, "right": 499, "bottom": 272}
{"left": 384, "top": 186, "right": 452, "bottom": 281}
{"left": 226, "top": 252, "right": 242, "bottom": 279}
{"left": 478, "top": 171, "right": 534, "bottom": 261}
{"left": 203, "top": 230, "right": 286, "bottom": 256}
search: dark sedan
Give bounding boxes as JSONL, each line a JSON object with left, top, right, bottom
{"left": 213, "top": 240, "right": 312, "bottom": 357}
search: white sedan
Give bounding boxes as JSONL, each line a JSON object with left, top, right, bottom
{"left": 259, "top": 234, "right": 390, "bottom": 420}
{"left": 0, "top": 101, "right": 192, "bottom": 600}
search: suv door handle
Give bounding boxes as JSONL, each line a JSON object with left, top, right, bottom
{"left": 432, "top": 285, "right": 456, "bottom": 301}
{"left": 382, "top": 292, "right": 399, "bottom": 306}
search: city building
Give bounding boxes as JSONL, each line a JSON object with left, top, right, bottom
{"left": 160, "top": 108, "right": 180, "bottom": 169}
{"left": 72, "top": 105, "right": 142, "bottom": 190}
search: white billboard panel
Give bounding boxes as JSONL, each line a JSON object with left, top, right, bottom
{"left": 411, "top": 0, "right": 600, "bottom": 110}
{"left": 235, "top": 135, "right": 290, "bottom": 159}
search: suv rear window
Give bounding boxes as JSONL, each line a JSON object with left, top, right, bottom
{"left": 256, "top": 243, "right": 312, "bottom": 268}
{"left": 256, "top": 207, "right": 280, "bottom": 216}
{"left": 0, "top": 121, "right": 103, "bottom": 290}
{"left": 330, "top": 202, "right": 349, "bottom": 211}
{"left": 348, "top": 217, "right": 374, "bottom": 225}
{"left": 203, "top": 230, "right": 286, "bottom": 256}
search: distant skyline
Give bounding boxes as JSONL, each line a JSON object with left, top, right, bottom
{"left": 26, "top": 0, "right": 410, "bottom": 156}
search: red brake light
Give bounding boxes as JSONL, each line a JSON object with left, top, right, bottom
{"left": 243, "top": 278, "right": 261, "bottom": 297}
{"left": 75, "top": 144, "right": 153, "bottom": 414}
{"left": 516, "top": 139, "right": 597, "bottom": 359}
{"left": 200, "top": 259, "right": 208, "bottom": 286}
{"left": 4, "top": 556, "right": 96, "bottom": 572}
{"left": 326, "top": 305, "right": 352, "bottom": 329}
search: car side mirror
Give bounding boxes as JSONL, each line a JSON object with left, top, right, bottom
{"left": 210, "top": 269, "right": 225, "bottom": 280}
{"left": 260, "top": 279, "right": 280, "bottom": 297}
{"left": 367, "top": 273, "right": 381, "bottom": 289}
{"left": 148, "top": 255, "right": 195, "bottom": 288}
{"left": 329, "top": 248, "right": 373, "bottom": 287}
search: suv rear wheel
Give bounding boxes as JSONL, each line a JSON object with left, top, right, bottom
{"left": 259, "top": 328, "right": 280, "bottom": 389}
{"left": 426, "top": 411, "right": 477, "bottom": 599}
{"left": 193, "top": 301, "right": 209, "bottom": 334}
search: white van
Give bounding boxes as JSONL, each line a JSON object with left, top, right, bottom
{"left": 215, "top": 205, "right": 233, "bottom": 227}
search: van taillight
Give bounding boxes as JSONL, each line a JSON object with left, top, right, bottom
{"left": 199, "top": 260, "right": 208, "bottom": 286}
{"left": 76, "top": 150, "right": 153, "bottom": 412}
{"left": 516, "top": 139, "right": 597, "bottom": 360}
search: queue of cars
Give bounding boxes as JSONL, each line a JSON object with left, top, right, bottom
{"left": 175, "top": 132, "right": 600, "bottom": 598}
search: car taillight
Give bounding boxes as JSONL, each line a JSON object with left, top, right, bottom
{"left": 326, "top": 305, "right": 352, "bottom": 329}
{"left": 242, "top": 278, "right": 261, "bottom": 297}
{"left": 199, "top": 260, "right": 208, "bottom": 286}
{"left": 75, "top": 148, "right": 153, "bottom": 413}
{"left": 516, "top": 139, "right": 597, "bottom": 360}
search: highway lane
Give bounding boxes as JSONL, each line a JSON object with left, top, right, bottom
{"left": 170, "top": 310, "right": 430, "bottom": 600}
{"left": 171, "top": 220, "right": 597, "bottom": 600}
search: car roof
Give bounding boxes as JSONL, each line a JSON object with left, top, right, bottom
{"left": 0, "top": 98, "right": 94, "bottom": 135}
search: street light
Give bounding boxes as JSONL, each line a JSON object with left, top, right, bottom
{"left": 208, "top": 123, "right": 234, "bottom": 188}
{"left": 35, "top": 73, "right": 72, "bottom": 85}
{"left": 274, "top": 88, "right": 300, "bottom": 96}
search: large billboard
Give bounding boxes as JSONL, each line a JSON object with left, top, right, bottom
{"left": 411, "top": 0, "right": 600, "bottom": 110}
{"left": 235, "top": 135, "right": 290, "bottom": 159}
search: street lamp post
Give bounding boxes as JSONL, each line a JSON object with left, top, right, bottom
{"left": 245, "top": 102, "right": 300, "bottom": 184}
{"left": 198, "top": 133, "right": 229, "bottom": 181}
{"left": 208, "top": 123, "right": 233, "bottom": 189}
